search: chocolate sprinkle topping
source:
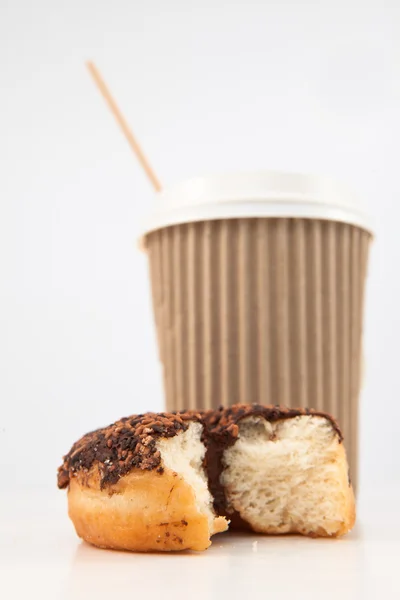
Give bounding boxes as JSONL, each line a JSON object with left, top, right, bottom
{"left": 57, "top": 411, "right": 202, "bottom": 489}
{"left": 58, "top": 404, "right": 342, "bottom": 503}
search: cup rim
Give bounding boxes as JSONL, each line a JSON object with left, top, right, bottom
{"left": 139, "top": 170, "right": 374, "bottom": 249}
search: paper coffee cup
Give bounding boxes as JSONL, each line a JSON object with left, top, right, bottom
{"left": 140, "top": 171, "right": 373, "bottom": 489}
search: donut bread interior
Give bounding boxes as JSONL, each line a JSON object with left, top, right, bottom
{"left": 156, "top": 421, "right": 228, "bottom": 537}
{"left": 220, "top": 414, "right": 355, "bottom": 537}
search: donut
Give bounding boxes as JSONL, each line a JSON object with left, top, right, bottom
{"left": 58, "top": 405, "right": 355, "bottom": 551}
{"left": 58, "top": 411, "right": 228, "bottom": 551}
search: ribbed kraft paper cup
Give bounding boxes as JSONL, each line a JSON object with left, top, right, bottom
{"left": 141, "top": 172, "right": 373, "bottom": 490}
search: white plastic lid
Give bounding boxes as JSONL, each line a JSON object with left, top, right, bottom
{"left": 140, "top": 171, "right": 373, "bottom": 248}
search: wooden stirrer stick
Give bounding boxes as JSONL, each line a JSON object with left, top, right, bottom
{"left": 86, "top": 61, "right": 162, "bottom": 192}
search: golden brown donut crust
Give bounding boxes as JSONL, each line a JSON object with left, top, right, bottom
{"left": 68, "top": 466, "right": 227, "bottom": 552}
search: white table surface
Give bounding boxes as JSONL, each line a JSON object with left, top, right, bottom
{"left": 1, "top": 485, "right": 399, "bottom": 600}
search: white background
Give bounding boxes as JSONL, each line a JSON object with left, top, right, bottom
{"left": 1, "top": 0, "right": 399, "bottom": 507}
{"left": 1, "top": 2, "right": 400, "bottom": 598}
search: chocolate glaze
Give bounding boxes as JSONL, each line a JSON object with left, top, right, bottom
{"left": 58, "top": 404, "right": 342, "bottom": 518}
{"left": 57, "top": 411, "right": 201, "bottom": 489}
